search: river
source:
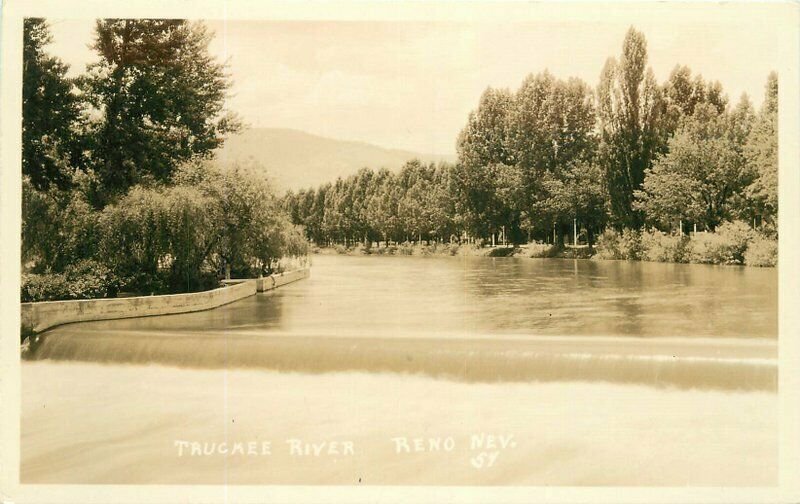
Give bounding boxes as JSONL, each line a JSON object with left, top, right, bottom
{"left": 21, "top": 255, "right": 779, "bottom": 485}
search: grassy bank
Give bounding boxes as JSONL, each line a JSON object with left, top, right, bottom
{"left": 315, "top": 222, "right": 777, "bottom": 267}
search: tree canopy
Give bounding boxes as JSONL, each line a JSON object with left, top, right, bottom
{"left": 81, "top": 19, "right": 241, "bottom": 205}
{"left": 22, "top": 18, "right": 83, "bottom": 191}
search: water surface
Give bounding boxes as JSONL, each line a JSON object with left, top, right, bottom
{"left": 44, "top": 254, "right": 776, "bottom": 339}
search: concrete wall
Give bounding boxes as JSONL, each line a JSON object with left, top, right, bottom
{"left": 21, "top": 268, "right": 310, "bottom": 334}
{"left": 258, "top": 268, "right": 310, "bottom": 292}
{"left": 21, "top": 280, "right": 256, "bottom": 333}
{"left": 221, "top": 267, "right": 310, "bottom": 292}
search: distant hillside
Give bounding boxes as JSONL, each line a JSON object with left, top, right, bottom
{"left": 215, "top": 128, "right": 456, "bottom": 191}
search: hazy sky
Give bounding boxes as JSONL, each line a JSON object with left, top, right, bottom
{"left": 47, "top": 13, "right": 780, "bottom": 156}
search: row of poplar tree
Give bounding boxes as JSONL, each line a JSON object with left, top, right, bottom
{"left": 282, "top": 28, "right": 778, "bottom": 248}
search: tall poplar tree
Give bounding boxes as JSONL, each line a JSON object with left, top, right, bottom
{"left": 597, "top": 27, "right": 665, "bottom": 229}
{"left": 744, "top": 72, "right": 778, "bottom": 229}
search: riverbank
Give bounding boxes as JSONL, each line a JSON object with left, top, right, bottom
{"left": 314, "top": 242, "right": 587, "bottom": 259}
{"left": 21, "top": 361, "right": 776, "bottom": 485}
{"left": 315, "top": 227, "right": 777, "bottom": 267}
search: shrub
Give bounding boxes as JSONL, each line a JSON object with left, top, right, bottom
{"left": 595, "top": 229, "right": 642, "bottom": 260}
{"left": 397, "top": 243, "right": 414, "bottom": 255}
{"left": 690, "top": 220, "right": 754, "bottom": 265}
{"left": 21, "top": 273, "right": 69, "bottom": 302}
{"left": 455, "top": 243, "right": 480, "bottom": 256}
{"left": 744, "top": 235, "right": 778, "bottom": 267}
{"left": 21, "top": 259, "right": 119, "bottom": 302}
{"left": 594, "top": 229, "right": 624, "bottom": 260}
{"left": 22, "top": 178, "right": 100, "bottom": 273}
{"left": 527, "top": 242, "right": 559, "bottom": 258}
{"left": 640, "top": 229, "right": 691, "bottom": 263}
{"left": 371, "top": 244, "right": 397, "bottom": 255}
{"left": 488, "top": 247, "right": 515, "bottom": 257}
{"left": 63, "top": 259, "right": 119, "bottom": 298}
{"left": 619, "top": 229, "right": 644, "bottom": 260}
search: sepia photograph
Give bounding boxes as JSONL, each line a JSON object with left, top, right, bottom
{"left": 1, "top": 1, "right": 799, "bottom": 502}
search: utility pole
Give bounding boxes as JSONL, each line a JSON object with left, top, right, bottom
{"left": 573, "top": 218, "right": 577, "bottom": 247}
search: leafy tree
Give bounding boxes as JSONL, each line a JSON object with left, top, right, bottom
{"left": 98, "top": 185, "right": 173, "bottom": 289}
{"left": 457, "top": 88, "right": 515, "bottom": 168}
{"left": 365, "top": 169, "right": 399, "bottom": 245}
{"left": 597, "top": 27, "right": 665, "bottom": 229}
{"left": 744, "top": 72, "right": 778, "bottom": 230}
{"left": 509, "top": 72, "right": 597, "bottom": 241}
{"left": 22, "top": 177, "right": 99, "bottom": 272}
{"left": 635, "top": 104, "right": 750, "bottom": 230}
{"left": 82, "top": 19, "right": 241, "bottom": 205}
{"left": 22, "top": 18, "right": 83, "bottom": 190}
{"left": 455, "top": 88, "right": 516, "bottom": 240}
{"left": 537, "top": 162, "right": 606, "bottom": 247}
{"left": 509, "top": 72, "right": 596, "bottom": 173}
{"left": 663, "top": 65, "right": 728, "bottom": 135}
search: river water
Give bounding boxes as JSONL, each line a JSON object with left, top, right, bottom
{"left": 21, "top": 255, "right": 779, "bottom": 485}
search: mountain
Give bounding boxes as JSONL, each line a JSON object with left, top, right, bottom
{"left": 215, "top": 128, "right": 456, "bottom": 191}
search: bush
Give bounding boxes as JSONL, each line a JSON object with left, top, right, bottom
{"left": 487, "top": 246, "right": 515, "bottom": 257}
{"left": 63, "top": 259, "right": 119, "bottom": 298}
{"left": 371, "top": 244, "right": 398, "bottom": 255}
{"left": 620, "top": 229, "right": 644, "bottom": 260}
{"left": 640, "top": 230, "right": 691, "bottom": 263}
{"left": 21, "top": 259, "right": 119, "bottom": 302}
{"left": 21, "top": 273, "right": 69, "bottom": 302}
{"left": 595, "top": 229, "right": 643, "bottom": 260}
{"left": 744, "top": 235, "right": 778, "bottom": 267}
{"left": 397, "top": 243, "right": 414, "bottom": 255}
{"left": 594, "top": 229, "right": 623, "bottom": 259}
{"left": 527, "top": 242, "right": 559, "bottom": 258}
{"left": 690, "top": 220, "right": 754, "bottom": 265}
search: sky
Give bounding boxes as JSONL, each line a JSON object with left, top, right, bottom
{"left": 45, "top": 11, "right": 781, "bottom": 156}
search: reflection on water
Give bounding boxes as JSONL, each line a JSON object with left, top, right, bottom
{"left": 32, "top": 254, "right": 778, "bottom": 339}
{"left": 113, "top": 254, "right": 772, "bottom": 339}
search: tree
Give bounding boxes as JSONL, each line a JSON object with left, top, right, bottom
{"left": 82, "top": 20, "right": 241, "bottom": 205}
{"left": 744, "top": 72, "right": 778, "bottom": 230}
{"left": 509, "top": 72, "right": 596, "bottom": 173}
{"left": 663, "top": 65, "right": 728, "bottom": 136}
{"left": 455, "top": 88, "right": 516, "bottom": 240}
{"left": 537, "top": 162, "right": 606, "bottom": 247}
{"left": 597, "top": 27, "right": 665, "bottom": 229}
{"left": 22, "top": 177, "right": 100, "bottom": 272}
{"left": 457, "top": 87, "right": 515, "bottom": 169}
{"left": 365, "top": 169, "right": 399, "bottom": 245}
{"left": 22, "top": 19, "right": 83, "bottom": 191}
{"left": 635, "top": 104, "right": 750, "bottom": 231}
{"left": 509, "top": 72, "right": 597, "bottom": 242}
